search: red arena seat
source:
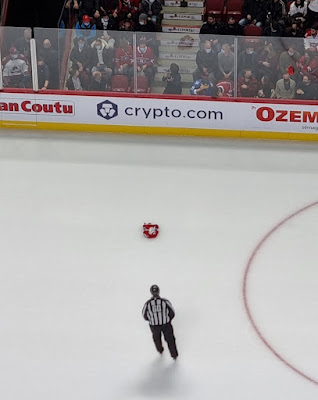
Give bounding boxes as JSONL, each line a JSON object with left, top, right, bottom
{"left": 244, "top": 25, "right": 263, "bottom": 36}
{"left": 205, "top": 0, "right": 225, "bottom": 21}
{"left": 111, "top": 75, "right": 129, "bottom": 92}
{"left": 130, "top": 76, "right": 150, "bottom": 93}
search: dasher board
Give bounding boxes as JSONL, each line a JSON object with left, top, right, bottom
{"left": 162, "top": 26, "right": 201, "bottom": 33}
{"left": 163, "top": 13, "right": 202, "bottom": 20}
{"left": 157, "top": 66, "right": 195, "bottom": 73}
{"left": 160, "top": 39, "right": 200, "bottom": 47}
{"left": 165, "top": 0, "right": 204, "bottom": 6}
{"left": 159, "top": 52, "right": 197, "bottom": 60}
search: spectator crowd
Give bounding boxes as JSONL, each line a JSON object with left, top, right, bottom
{"left": 2, "top": 0, "right": 318, "bottom": 99}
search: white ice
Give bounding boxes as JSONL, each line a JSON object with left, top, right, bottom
{"left": 0, "top": 131, "right": 318, "bottom": 399}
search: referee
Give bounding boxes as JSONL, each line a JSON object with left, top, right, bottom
{"left": 142, "top": 285, "right": 178, "bottom": 360}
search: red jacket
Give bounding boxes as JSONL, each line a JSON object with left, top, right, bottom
{"left": 237, "top": 76, "right": 258, "bottom": 98}
{"left": 135, "top": 46, "right": 154, "bottom": 68}
{"left": 114, "top": 46, "right": 133, "bottom": 68}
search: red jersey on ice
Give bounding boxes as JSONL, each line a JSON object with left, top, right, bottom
{"left": 143, "top": 223, "right": 159, "bottom": 238}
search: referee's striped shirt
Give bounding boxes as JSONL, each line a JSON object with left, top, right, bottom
{"left": 142, "top": 297, "right": 175, "bottom": 326}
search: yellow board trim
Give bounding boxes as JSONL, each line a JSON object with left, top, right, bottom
{"left": 1, "top": 120, "right": 318, "bottom": 141}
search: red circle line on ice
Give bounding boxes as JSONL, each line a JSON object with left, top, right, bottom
{"left": 243, "top": 200, "right": 318, "bottom": 386}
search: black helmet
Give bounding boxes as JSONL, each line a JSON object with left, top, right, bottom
{"left": 150, "top": 284, "right": 160, "bottom": 297}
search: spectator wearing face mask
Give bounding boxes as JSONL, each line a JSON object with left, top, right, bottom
{"left": 217, "top": 44, "right": 234, "bottom": 81}
{"left": 279, "top": 46, "right": 300, "bottom": 77}
{"left": 90, "top": 38, "right": 113, "bottom": 84}
{"left": 140, "top": 0, "right": 162, "bottom": 25}
{"left": 3, "top": 47, "right": 29, "bottom": 88}
{"left": 135, "top": 39, "right": 155, "bottom": 84}
{"left": 136, "top": 14, "right": 159, "bottom": 60}
{"left": 96, "top": 10, "right": 119, "bottom": 31}
{"left": 238, "top": 46, "right": 257, "bottom": 76}
{"left": 193, "top": 40, "right": 218, "bottom": 82}
{"left": 70, "top": 36, "right": 92, "bottom": 72}
{"left": 295, "top": 74, "right": 316, "bottom": 99}
{"left": 136, "top": 13, "right": 156, "bottom": 31}
{"left": 75, "top": 15, "right": 97, "bottom": 43}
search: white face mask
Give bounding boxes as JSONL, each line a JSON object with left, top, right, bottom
{"left": 12, "top": 54, "right": 19, "bottom": 59}
{"left": 247, "top": 50, "right": 254, "bottom": 54}
{"left": 221, "top": 49, "right": 225, "bottom": 54}
{"left": 288, "top": 51, "right": 294, "bottom": 56}
{"left": 84, "top": 22, "right": 90, "bottom": 26}
{"left": 139, "top": 47, "right": 147, "bottom": 53}
{"left": 140, "top": 21, "right": 146, "bottom": 25}
{"left": 205, "top": 48, "right": 212, "bottom": 53}
{"left": 78, "top": 43, "right": 84, "bottom": 50}
{"left": 96, "top": 45, "right": 102, "bottom": 50}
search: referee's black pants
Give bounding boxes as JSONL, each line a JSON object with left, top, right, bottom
{"left": 150, "top": 322, "right": 178, "bottom": 359}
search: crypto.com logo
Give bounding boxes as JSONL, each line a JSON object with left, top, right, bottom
{"left": 97, "top": 100, "right": 118, "bottom": 120}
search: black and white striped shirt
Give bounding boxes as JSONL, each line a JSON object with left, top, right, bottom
{"left": 142, "top": 297, "right": 175, "bottom": 326}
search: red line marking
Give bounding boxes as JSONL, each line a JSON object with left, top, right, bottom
{"left": 243, "top": 200, "right": 318, "bottom": 386}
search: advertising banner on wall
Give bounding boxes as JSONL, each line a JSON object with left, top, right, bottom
{"left": 1, "top": 92, "right": 318, "bottom": 138}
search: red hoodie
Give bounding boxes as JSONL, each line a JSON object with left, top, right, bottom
{"left": 135, "top": 46, "right": 154, "bottom": 68}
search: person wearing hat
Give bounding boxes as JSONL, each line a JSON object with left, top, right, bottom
{"left": 75, "top": 14, "right": 97, "bottom": 43}
{"left": 136, "top": 12, "right": 156, "bottom": 31}
{"left": 142, "top": 285, "right": 178, "bottom": 360}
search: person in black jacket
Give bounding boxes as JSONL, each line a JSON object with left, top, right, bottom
{"left": 88, "top": 70, "right": 108, "bottom": 90}
{"left": 70, "top": 36, "right": 92, "bottom": 73}
{"left": 142, "top": 285, "right": 178, "bottom": 360}
{"left": 222, "top": 16, "right": 243, "bottom": 35}
{"left": 239, "top": 0, "right": 268, "bottom": 27}
{"left": 193, "top": 40, "right": 218, "bottom": 82}
{"left": 74, "top": 0, "right": 101, "bottom": 20}
{"left": 163, "top": 63, "right": 182, "bottom": 94}
{"left": 295, "top": 74, "right": 316, "bottom": 99}
{"left": 200, "top": 12, "right": 223, "bottom": 38}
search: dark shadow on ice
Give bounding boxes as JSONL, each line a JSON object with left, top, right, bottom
{"left": 135, "top": 357, "right": 184, "bottom": 398}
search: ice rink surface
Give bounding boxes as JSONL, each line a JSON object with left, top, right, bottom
{"left": 0, "top": 130, "right": 318, "bottom": 399}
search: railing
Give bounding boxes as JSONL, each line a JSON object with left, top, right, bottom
{"left": 0, "top": 26, "right": 316, "bottom": 101}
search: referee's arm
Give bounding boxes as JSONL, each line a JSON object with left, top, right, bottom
{"left": 142, "top": 301, "right": 149, "bottom": 321}
{"left": 165, "top": 299, "right": 175, "bottom": 320}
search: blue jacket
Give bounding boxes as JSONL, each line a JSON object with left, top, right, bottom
{"left": 190, "top": 79, "right": 214, "bottom": 96}
{"left": 75, "top": 22, "right": 97, "bottom": 41}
